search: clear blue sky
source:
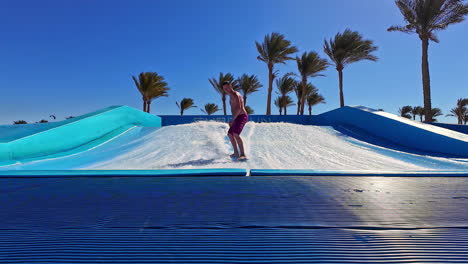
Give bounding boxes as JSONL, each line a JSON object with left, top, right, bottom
{"left": 1, "top": 0, "right": 467, "bottom": 124}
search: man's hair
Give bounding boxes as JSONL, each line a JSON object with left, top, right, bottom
{"left": 222, "top": 81, "right": 230, "bottom": 86}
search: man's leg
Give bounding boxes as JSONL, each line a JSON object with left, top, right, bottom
{"left": 233, "top": 133, "right": 245, "bottom": 157}
{"left": 228, "top": 133, "right": 239, "bottom": 157}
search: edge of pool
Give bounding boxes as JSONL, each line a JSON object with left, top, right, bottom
{"left": 1, "top": 169, "right": 468, "bottom": 178}
{"left": 0, "top": 169, "right": 247, "bottom": 178}
{"left": 250, "top": 169, "right": 468, "bottom": 177}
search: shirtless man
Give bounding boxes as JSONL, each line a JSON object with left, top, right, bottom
{"left": 223, "top": 81, "right": 248, "bottom": 161}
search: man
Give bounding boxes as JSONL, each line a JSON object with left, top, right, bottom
{"left": 223, "top": 81, "right": 248, "bottom": 161}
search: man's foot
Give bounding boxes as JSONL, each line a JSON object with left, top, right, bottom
{"left": 230, "top": 153, "right": 239, "bottom": 159}
{"left": 237, "top": 155, "right": 248, "bottom": 161}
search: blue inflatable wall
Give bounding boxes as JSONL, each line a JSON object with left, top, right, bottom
{"left": 160, "top": 115, "right": 316, "bottom": 126}
{"left": 315, "top": 106, "right": 468, "bottom": 157}
{"left": 0, "top": 106, "right": 161, "bottom": 165}
{"left": 428, "top": 123, "right": 468, "bottom": 135}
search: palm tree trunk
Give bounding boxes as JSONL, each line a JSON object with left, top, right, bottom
{"left": 300, "top": 77, "right": 307, "bottom": 115}
{"left": 309, "top": 105, "right": 312, "bottom": 115}
{"left": 147, "top": 102, "right": 151, "bottom": 113}
{"left": 338, "top": 66, "right": 344, "bottom": 108}
{"left": 143, "top": 99, "right": 146, "bottom": 112}
{"left": 180, "top": 108, "right": 184, "bottom": 116}
{"left": 297, "top": 101, "right": 300, "bottom": 115}
{"left": 222, "top": 94, "right": 227, "bottom": 115}
{"left": 243, "top": 94, "right": 247, "bottom": 106}
{"left": 421, "top": 37, "right": 432, "bottom": 122}
{"left": 284, "top": 106, "right": 287, "bottom": 115}
{"left": 266, "top": 63, "right": 273, "bottom": 115}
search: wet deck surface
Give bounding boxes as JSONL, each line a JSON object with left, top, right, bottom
{"left": 1, "top": 176, "right": 468, "bottom": 263}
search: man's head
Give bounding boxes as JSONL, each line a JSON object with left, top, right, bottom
{"left": 222, "top": 81, "right": 233, "bottom": 94}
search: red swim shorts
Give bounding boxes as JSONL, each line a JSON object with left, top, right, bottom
{"left": 228, "top": 114, "right": 248, "bottom": 135}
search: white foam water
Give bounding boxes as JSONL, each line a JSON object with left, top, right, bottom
{"left": 6, "top": 121, "right": 468, "bottom": 171}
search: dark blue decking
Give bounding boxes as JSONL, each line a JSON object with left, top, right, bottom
{"left": 1, "top": 176, "right": 467, "bottom": 263}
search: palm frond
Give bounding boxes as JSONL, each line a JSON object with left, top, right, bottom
{"left": 446, "top": 98, "right": 468, "bottom": 124}
{"left": 398, "top": 105, "right": 413, "bottom": 119}
{"left": 324, "top": 29, "right": 378, "bottom": 68}
{"left": 274, "top": 95, "right": 295, "bottom": 112}
{"left": 132, "top": 72, "right": 170, "bottom": 103}
{"left": 297, "top": 51, "right": 329, "bottom": 78}
{"left": 307, "top": 92, "right": 326, "bottom": 107}
{"left": 427, "top": 107, "right": 443, "bottom": 122}
{"left": 256, "top": 32, "right": 298, "bottom": 65}
{"left": 275, "top": 74, "right": 296, "bottom": 96}
{"left": 387, "top": 25, "right": 415, "bottom": 33}
{"left": 238, "top": 74, "right": 263, "bottom": 97}
{"left": 13, "top": 120, "right": 28, "bottom": 125}
{"left": 390, "top": 0, "right": 468, "bottom": 42}
{"left": 177, "top": 98, "right": 196, "bottom": 116}
{"left": 201, "top": 103, "right": 220, "bottom": 115}
{"left": 245, "top": 105, "right": 254, "bottom": 115}
{"left": 209, "top": 72, "right": 238, "bottom": 95}
{"left": 458, "top": 97, "right": 468, "bottom": 107}
{"left": 294, "top": 82, "right": 317, "bottom": 101}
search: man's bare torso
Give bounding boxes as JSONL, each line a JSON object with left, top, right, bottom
{"left": 229, "top": 91, "right": 247, "bottom": 117}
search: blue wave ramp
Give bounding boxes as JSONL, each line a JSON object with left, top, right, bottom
{"left": 0, "top": 105, "right": 161, "bottom": 166}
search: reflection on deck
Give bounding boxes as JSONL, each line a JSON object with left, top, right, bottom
{"left": 1, "top": 176, "right": 467, "bottom": 263}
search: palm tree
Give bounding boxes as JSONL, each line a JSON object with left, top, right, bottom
{"left": 464, "top": 113, "right": 468, "bottom": 125}
{"left": 276, "top": 74, "right": 296, "bottom": 114}
{"left": 447, "top": 106, "right": 466, "bottom": 125}
{"left": 324, "top": 29, "right": 378, "bottom": 108}
{"left": 388, "top": 0, "right": 468, "bottom": 122}
{"left": 13, "top": 120, "right": 27, "bottom": 125}
{"left": 411, "top": 107, "right": 418, "bottom": 120}
{"left": 132, "top": 72, "right": 170, "bottom": 113}
{"left": 294, "top": 82, "right": 317, "bottom": 115}
{"left": 274, "top": 97, "right": 282, "bottom": 115}
{"left": 275, "top": 95, "right": 295, "bottom": 115}
{"left": 238, "top": 74, "right": 262, "bottom": 105}
{"left": 399, "top": 105, "right": 413, "bottom": 119}
{"left": 176, "top": 98, "right": 196, "bottom": 116}
{"left": 296, "top": 51, "right": 329, "bottom": 114}
{"left": 411, "top": 106, "right": 424, "bottom": 120}
{"left": 209, "top": 72, "right": 238, "bottom": 115}
{"left": 293, "top": 81, "right": 301, "bottom": 115}
{"left": 427, "top": 107, "right": 443, "bottom": 122}
{"left": 446, "top": 98, "right": 468, "bottom": 124}
{"left": 306, "top": 92, "right": 326, "bottom": 115}
{"left": 414, "top": 106, "right": 425, "bottom": 121}
{"left": 245, "top": 106, "right": 254, "bottom": 115}
{"left": 256, "top": 32, "right": 298, "bottom": 115}
{"left": 283, "top": 95, "right": 295, "bottom": 115}
{"left": 201, "top": 103, "right": 220, "bottom": 115}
